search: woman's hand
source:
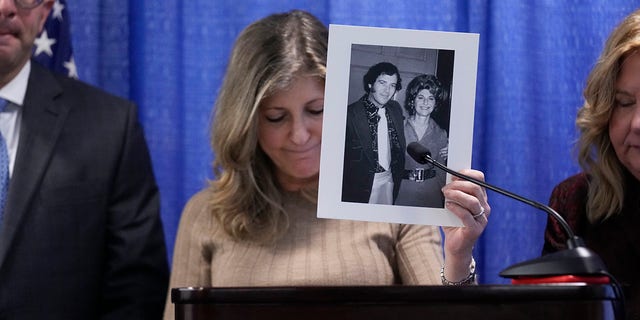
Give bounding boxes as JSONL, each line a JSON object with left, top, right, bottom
{"left": 440, "top": 169, "right": 490, "bottom": 282}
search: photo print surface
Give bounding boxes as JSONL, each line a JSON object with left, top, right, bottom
{"left": 318, "top": 25, "right": 479, "bottom": 226}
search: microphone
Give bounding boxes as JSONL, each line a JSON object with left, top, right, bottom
{"left": 406, "top": 142, "right": 608, "bottom": 279}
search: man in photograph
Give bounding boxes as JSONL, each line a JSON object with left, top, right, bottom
{"left": 342, "top": 62, "right": 406, "bottom": 204}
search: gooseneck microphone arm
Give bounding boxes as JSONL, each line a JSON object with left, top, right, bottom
{"left": 407, "top": 142, "right": 623, "bottom": 319}
{"left": 406, "top": 142, "right": 579, "bottom": 248}
{"left": 406, "top": 141, "right": 609, "bottom": 278}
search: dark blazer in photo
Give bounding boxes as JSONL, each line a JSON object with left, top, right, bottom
{"left": 342, "top": 98, "right": 406, "bottom": 204}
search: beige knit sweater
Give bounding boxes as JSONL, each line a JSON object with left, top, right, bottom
{"left": 163, "top": 189, "right": 444, "bottom": 319}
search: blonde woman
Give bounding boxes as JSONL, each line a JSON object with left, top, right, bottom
{"left": 543, "top": 8, "right": 640, "bottom": 317}
{"left": 165, "top": 10, "right": 490, "bottom": 319}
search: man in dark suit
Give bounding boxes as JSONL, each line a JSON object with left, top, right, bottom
{"left": 0, "top": 1, "right": 169, "bottom": 319}
{"left": 342, "top": 62, "right": 406, "bottom": 204}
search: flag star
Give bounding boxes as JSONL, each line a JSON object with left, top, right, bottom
{"left": 64, "top": 56, "right": 78, "bottom": 79}
{"left": 34, "top": 30, "right": 56, "bottom": 56}
{"left": 52, "top": 1, "right": 64, "bottom": 21}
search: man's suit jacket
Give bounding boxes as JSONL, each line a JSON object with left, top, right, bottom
{"left": 342, "top": 98, "right": 406, "bottom": 203}
{"left": 0, "top": 62, "right": 169, "bottom": 319}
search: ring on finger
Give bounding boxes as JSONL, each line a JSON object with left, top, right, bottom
{"left": 471, "top": 206, "right": 485, "bottom": 219}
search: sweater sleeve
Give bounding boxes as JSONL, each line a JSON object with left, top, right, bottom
{"left": 163, "top": 190, "right": 214, "bottom": 320}
{"left": 395, "top": 224, "right": 444, "bottom": 284}
{"left": 542, "top": 173, "right": 589, "bottom": 255}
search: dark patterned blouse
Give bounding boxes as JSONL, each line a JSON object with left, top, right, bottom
{"left": 543, "top": 172, "right": 640, "bottom": 319}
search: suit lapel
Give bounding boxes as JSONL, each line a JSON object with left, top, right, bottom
{"left": 0, "top": 62, "right": 69, "bottom": 268}
{"left": 351, "top": 102, "right": 377, "bottom": 165}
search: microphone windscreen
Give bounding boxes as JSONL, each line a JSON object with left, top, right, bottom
{"left": 407, "top": 142, "right": 431, "bottom": 164}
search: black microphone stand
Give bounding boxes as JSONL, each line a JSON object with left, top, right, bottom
{"left": 407, "top": 142, "right": 606, "bottom": 276}
{"left": 407, "top": 142, "right": 625, "bottom": 319}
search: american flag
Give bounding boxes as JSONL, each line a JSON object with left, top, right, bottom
{"left": 32, "top": 0, "right": 77, "bottom": 79}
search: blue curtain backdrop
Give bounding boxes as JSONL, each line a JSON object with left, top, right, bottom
{"left": 64, "top": 1, "right": 638, "bottom": 284}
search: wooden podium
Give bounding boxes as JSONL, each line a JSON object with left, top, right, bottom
{"left": 171, "top": 284, "right": 618, "bottom": 320}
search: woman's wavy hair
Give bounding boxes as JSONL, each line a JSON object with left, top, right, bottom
{"left": 208, "top": 10, "right": 327, "bottom": 242}
{"left": 403, "top": 74, "right": 443, "bottom": 116}
{"left": 576, "top": 8, "right": 640, "bottom": 222}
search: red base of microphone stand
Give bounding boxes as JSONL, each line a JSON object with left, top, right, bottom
{"left": 511, "top": 274, "right": 611, "bottom": 285}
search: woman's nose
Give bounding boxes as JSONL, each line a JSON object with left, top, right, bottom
{"left": 631, "top": 103, "right": 640, "bottom": 131}
{"left": 290, "top": 117, "right": 310, "bottom": 145}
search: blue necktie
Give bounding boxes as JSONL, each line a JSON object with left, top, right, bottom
{"left": 0, "top": 99, "right": 9, "bottom": 232}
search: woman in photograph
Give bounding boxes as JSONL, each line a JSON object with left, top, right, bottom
{"left": 396, "top": 74, "right": 449, "bottom": 207}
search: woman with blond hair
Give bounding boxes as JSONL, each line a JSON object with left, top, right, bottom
{"left": 543, "top": 8, "right": 640, "bottom": 318}
{"left": 164, "top": 9, "right": 490, "bottom": 319}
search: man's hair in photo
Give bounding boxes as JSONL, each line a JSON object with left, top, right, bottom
{"left": 362, "top": 61, "right": 402, "bottom": 93}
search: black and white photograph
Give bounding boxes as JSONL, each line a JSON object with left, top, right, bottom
{"left": 318, "top": 25, "right": 479, "bottom": 227}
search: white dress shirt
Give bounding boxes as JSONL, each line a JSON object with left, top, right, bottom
{"left": 0, "top": 61, "right": 30, "bottom": 177}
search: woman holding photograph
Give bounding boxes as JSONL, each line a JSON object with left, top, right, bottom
{"left": 396, "top": 74, "right": 449, "bottom": 207}
{"left": 164, "top": 10, "right": 491, "bottom": 320}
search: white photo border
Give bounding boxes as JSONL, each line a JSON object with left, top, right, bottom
{"left": 318, "top": 24, "right": 479, "bottom": 227}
